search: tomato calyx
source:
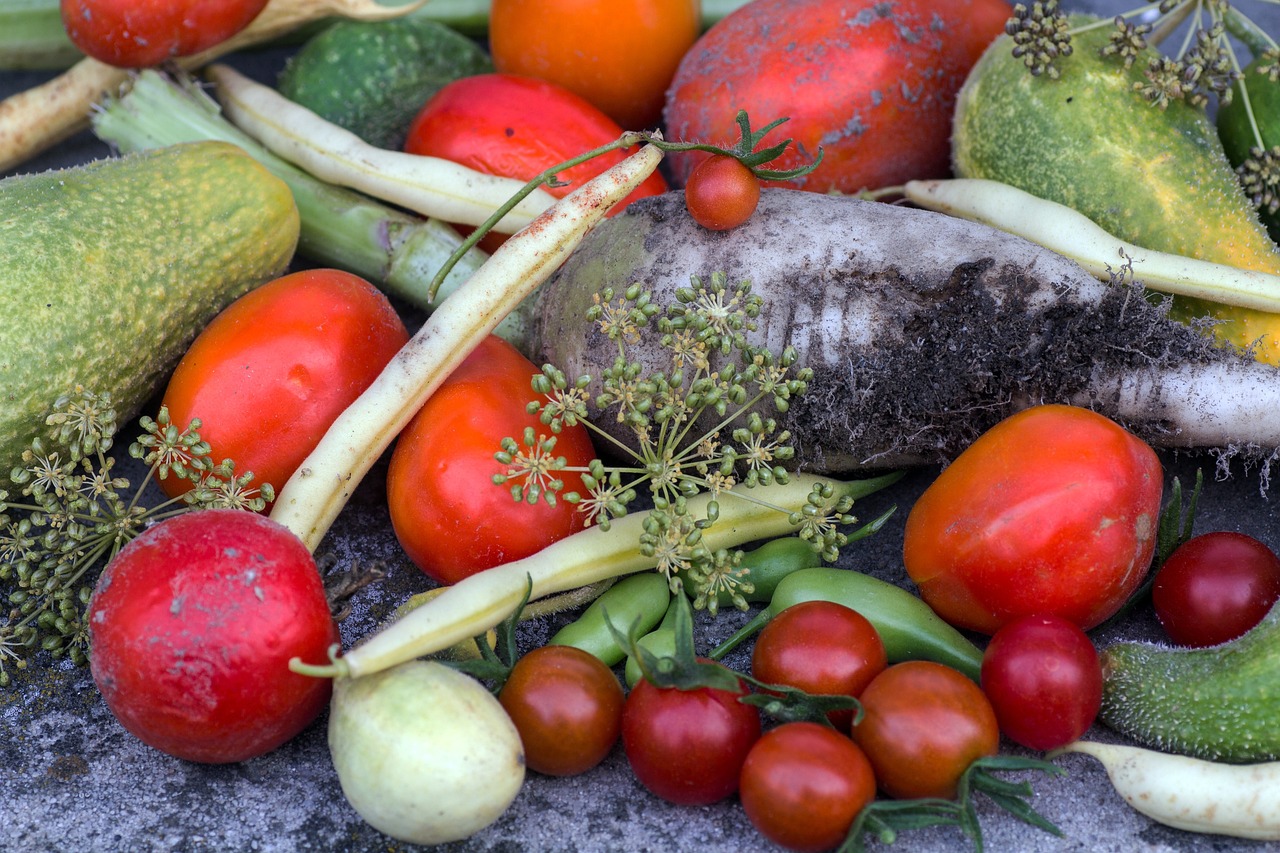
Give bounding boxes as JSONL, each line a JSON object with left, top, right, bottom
{"left": 646, "top": 109, "right": 825, "bottom": 182}
{"left": 846, "top": 755, "right": 1065, "bottom": 851}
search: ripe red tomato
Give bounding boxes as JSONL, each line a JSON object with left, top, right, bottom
{"left": 980, "top": 614, "right": 1102, "bottom": 751}
{"left": 404, "top": 73, "right": 668, "bottom": 238}
{"left": 1152, "top": 531, "right": 1280, "bottom": 647}
{"left": 159, "top": 269, "right": 409, "bottom": 505}
{"left": 683, "top": 154, "right": 761, "bottom": 231}
{"left": 750, "top": 600, "right": 887, "bottom": 731}
{"left": 88, "top": 510, "right": 338, "bottom": 764}
{"left": 61, "top": 0, "right": 269, "bottom": 68}
{"left": 739, "top": 722, "right": 877, "bottom": 852}
{"left": 386, "top": 335, "right": 597, "bottom": 584}
{"left": 903, "top": 404, "right": 1163, "bottom": 634}
{"left": 664, "top": 0, "right": 1012, "bottom": 194}
{"left": 489, "top": 0, "right": 699, "bottom": 130}
{"left": 851, "top": 661, "right": 999, "bottom": 800}
{"left": 498, "top": 645, "right": 624, "bottom": 777}
{"left": 621, "top": 662, "right": 762, "bottom": 805}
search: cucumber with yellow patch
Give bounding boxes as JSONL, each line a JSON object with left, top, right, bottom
{"left": 953, "top": 18, "right": 1280, "bottom": 363}
{"left": 0, "top": 140, "right": 299, "bottom": 473}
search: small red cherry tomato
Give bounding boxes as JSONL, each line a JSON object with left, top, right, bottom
{"left": 61, "top": 0, "right": 270, "bottom": 68}
{"left": 739, "top": 721, "right": 877, "bottom": 852}
{"left": 1152, "top": 531, "right": 1280, "bottom": 647}
{"left": 750, "top": 600, "right": 886, "bottom": 731}
{"left": 903, "top": 404, "right": 1163, "bottom": 634}
{"left": 980, "top": 614, "right": 1103, "bottom": 751}
{"left": 386, "top": 335, "right": 597, "bottom": 584}
{"left": 621, "top": 662, "right": 762, "bottom": 805}
{"left": 88, "top": 510, "right": 338, "bottom": 764}
{"left": 683, "top": 154, "right": 762, "bottom": 231}
{"left": 159, "top": 269, "right": 409, "bottom": 505}
{"left": 851, "top": 661, "right": 999, "bottom": 800}
{"left": 498, "top": 645, "right": 624, "bottom": 777}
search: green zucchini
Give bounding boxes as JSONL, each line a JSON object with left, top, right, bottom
{"left": 0, "top": 141, "right": 300, "bottom": 475}
{"left": 277, "top": 16, "right": 493, "bottom": 151}
{"left": 1099, "top": 601, "right": 1280, "bottom": 762}
{"left": 953, "top": 18, "right": 1280, "bottom": 362}
{"left": 1216, "top": 56, "right": 1280, "bottom": 246}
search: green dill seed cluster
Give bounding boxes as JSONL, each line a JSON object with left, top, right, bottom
{"left": 494, "top": 273, "right": 857, "bottom": 615}
{"left": 0, "top": 388, "right": 272, "bottom": 686}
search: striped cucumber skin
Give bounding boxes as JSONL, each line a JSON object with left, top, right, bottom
{"left": 0, "top": 141, "right": 299, "bottom": 473}
{"left": 953, "top": 21, "right": 1280, "bottom": 362}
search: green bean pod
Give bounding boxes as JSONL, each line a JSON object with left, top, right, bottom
{"left": 548, "top": 572, "right": 671, "bottom": 666}
{"left": 709, "top": 567, "right": 984, "bottom": 681}
{"left": 682, "top": 535, "right": 822, "bottom": 609}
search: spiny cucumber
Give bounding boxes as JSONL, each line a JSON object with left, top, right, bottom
{"left": 0, "top": 141, "right": 299, "bottom": 474}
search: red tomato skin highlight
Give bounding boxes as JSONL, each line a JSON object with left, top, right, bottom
{"left": 61, "top": 0, "right": 270, "bottom": 67}
{"left": 664, "top": 0, "right": 1012, "bottom": 194}
{"left": 159, "top": 269, "right": 409, "bottom": 505}
{"left": 386, "top": 335, "right": 596, "bottom": 584}
{"left": 902, "top": 405, "right": 1163, "bottom": 634}
{"left": 88, "top": 510, "right": 338, "bottom": 764}
{"left": 1152, "top": 531, "right": 1280, "bottom": 647}
{"left": 404, "top": 73, "right": 668, "bottom": 214}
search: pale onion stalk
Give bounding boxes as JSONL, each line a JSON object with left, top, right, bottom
{"left": 295, "top": 472, "right": 899, "bottom": 679}
{"left": 1052, "top": 741, "right": 1280, "bottom": 840}
{"left": 0, "top": 0, "right": 426, "bottom": 173}
{"left": 208, "top": 64, "right": 558, "bottom": 232}
{"left": 903, "top": 178, "right": 1280, "bottom": 313}
{"left": 268, "top": 141, "right": 664, "bottom": 552}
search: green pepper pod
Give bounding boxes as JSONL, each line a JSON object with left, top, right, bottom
{"left": 709, "top": 567, "right": 984, "bottom": 681}
{"left": 549, "top": 571, "right": 671, "bottom": 666}
{"left": 682, "top": 535, "right": 823, "bottom": 609}
{"left": 624, "top": 597, "right": 681, "bottom": 688}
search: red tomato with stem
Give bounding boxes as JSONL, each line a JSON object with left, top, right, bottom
{"left": 1152, "top": 531, "right": 1280, "bottom": 647}
{"left": 683, "top": 154, "right": 762, "bottom": 231}
{"left": 88, "top": 510, "right": 338, "bottom": 764}
{"left": 159, "top": 269, "right": 409, "bottom": 505}
{"left": 739, "top": 722, "right": 877, "bottom": 853}
{"left": 903, "top": 404, "right": 1163, "bottom": 634}
{"left": 851, "top": 661, "right": 999, "bottom": 800}
{"left": 622, "top": 661, "right": 762, "bottom": 805}
{"left": 980, "top": 614, "right": 1103, "bottom": 751}
{"left": 498, "top": 645, "right": 624, "bottom": 777}
{"left": 751, "top": 600, "right": 886, "bottom": 731}
{"left": 61, "top": 0, "right": 270, "bottom": 68}
{"left": 489, "top": 0, "right": 699, "bottom": 130}
{"left": 664, "top": 0, "right": 1013, "bottom": 194}
{"left": 404, "top": 73, "right": 668, "bottom": 244}
{"left": 386, "top": 335, "right": 597, "bottom": 584}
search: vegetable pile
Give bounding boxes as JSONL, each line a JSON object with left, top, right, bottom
{"left": 6, "top": 0, "right": 1280, "bottom": 850}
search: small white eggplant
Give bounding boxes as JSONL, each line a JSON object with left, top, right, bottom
{"left": 328, "top": 659, "right": 525, "bottom": 845}
{"left": 1053, "top": 740, "right": 1280, "bottom": 840}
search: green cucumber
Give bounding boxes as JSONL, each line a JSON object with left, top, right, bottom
{"left": 0, "top": 140, "right": 299, "bottom": 474}
{"left": 1099, "top": 602, "right": 1280, "bottom": 762}
{"left": 953, "top": 18, "right": 1280, "bottom": 362}
{"left": 277, "top": 16, "right": 493, "bottom": 151}
{"left": 1217, "top": 56, "right": 1280, "bottom": 246}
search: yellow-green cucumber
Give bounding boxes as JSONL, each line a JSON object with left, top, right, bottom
{"left": 953, "top": 17, "right": 1280, "bottom": 364}
{"left": 1098, "top": 601, "right": 1280, "bottom": 763}
{"left": 0, "top": 141, "right": 299, "bottom": 474}
{"left": 1217, "top": 55, "right": 1280, "bottom": 246}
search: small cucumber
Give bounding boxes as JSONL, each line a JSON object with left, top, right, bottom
{"left": 0, "top": 141, "right": 299, "bottom": 474}
{"left": 277, "top": 17, "right": 493, "bottom": 151}
{"left": 1216, "top": 56, "right": 1280, "bottom": 246}
{"left": 1099, "top": 602, "right": 1280, "bottom": 763}
{"left": 953, "top": 19, "right": 1280, "bottom": 362}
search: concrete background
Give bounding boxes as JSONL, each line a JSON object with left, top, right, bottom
{"left": 4, "top": 2, "right": 1280, "bottom": 851}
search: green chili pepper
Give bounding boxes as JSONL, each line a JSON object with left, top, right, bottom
{"left": 548, "top": 571, "right": 671, "bottom": 666}
{"left": 682, "top": 535, "right": 823, "bottom": 609}
{"left": 623, "top": 596, "right": 680, "bottom": 688}
{"left": 708, "top": 567, "right": 984, "bottom": 681}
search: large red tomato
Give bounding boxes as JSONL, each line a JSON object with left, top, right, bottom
{"left": 159, "top": 269, "right": 409, "bottom": 504}
{"left": 664, "top": 0, "right": 1013, "bottom": 193}
{"left": 903, "top": 405, "right": 1163, "bottom": 634}
{"left": 386, "top": 335, "right": 597, "bottom": 584}
{"left": 62, "top": 0, "right": 269, "bottom": 67}
{"left": 88, "top": 510, "right": 338, "bottom": 764}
